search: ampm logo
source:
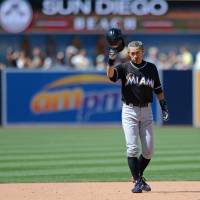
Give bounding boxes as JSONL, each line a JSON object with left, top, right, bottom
{"left": 30, "top": 74, "right": 121, "bottom": 121}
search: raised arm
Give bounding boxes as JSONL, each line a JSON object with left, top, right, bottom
{"left": 106, "top": 48, "right": 117, "bottom": 79}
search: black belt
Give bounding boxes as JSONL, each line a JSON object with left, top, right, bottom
{"left": 124, "top": 102, "right": 149, "bottom": 107}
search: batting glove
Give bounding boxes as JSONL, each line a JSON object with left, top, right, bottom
{"left": 108, "top": 48, "right": 117, "bottom": 66}
{"left": 109, "top": 48, "right": 117, "bottom": 60}
{"left": 162, "top": 110, "right": 169, "bottom": 121}
{"left": 159, "top": 99, "right": 169, "bottom": 122}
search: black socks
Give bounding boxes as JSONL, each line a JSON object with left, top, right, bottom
{"left": 128, "top": 155, "right": 151, "bottom": 180}
{"left": 128, "top": 157, "right": 140, "bottom": 180}
{"left": 138, "top": 154, "right": 151, "bottom": 176}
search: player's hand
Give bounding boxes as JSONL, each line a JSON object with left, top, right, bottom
{"left": 108, "top": 48, "right": 117, "bottom": 60}
{"left": 162, "top": 110, "right": 169, "bottom": 121}
{"left": 159, "top": 99, "right": 169, "bottom": 122}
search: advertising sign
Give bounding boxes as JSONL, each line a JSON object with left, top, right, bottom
{"left": 3, "top": 70, "right": 158, "bottom": 126}
{"left": 0, "top": 0, "right": 32, "bottom": 33}
{"left": 0, "top": 0, "right": 200, "bottom": 33}
{"left": 4, "top": 71, "right": 122, "bottom": 125}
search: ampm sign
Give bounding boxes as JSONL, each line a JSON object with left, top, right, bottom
{"left": 3, "top": 70, "right": 122, "bottom": 125}
{"left": 30, "top": 74, "right": 121, "bottom": 121}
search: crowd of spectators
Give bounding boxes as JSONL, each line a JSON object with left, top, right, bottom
{"left": 0, "top": 36, "right": 200, "bottom": 71}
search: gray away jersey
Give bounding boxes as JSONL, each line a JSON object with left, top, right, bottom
{"left": 110, "top": 60, "right": 163, "bottom": 104}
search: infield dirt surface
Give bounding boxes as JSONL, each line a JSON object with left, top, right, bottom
{"left": 0, "top": 182, "right": 200, "bottom": 200}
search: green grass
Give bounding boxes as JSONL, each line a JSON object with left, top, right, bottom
{"left": 0, "top": 126, "right": 199, "bottom": 183}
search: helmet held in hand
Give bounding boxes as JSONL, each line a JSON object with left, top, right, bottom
{"left": 106, "top": 28, "right": 125, "bottom": 52}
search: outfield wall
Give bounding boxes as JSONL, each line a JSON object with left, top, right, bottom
{"left": 193, "top": 70, "right": 200, "bottom": 127}
{"left": 2, "top": 70, "right": 120, "bottom": 125}
{"left": 0, "top": 69, "right": 199, "bottom": 126}
{"left": 162, "top": 70, "right": 193, "bottom": 125}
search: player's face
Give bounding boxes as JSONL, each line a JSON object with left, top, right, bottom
{"left": 128, "top": 47, "right": 144, "bottom": 64}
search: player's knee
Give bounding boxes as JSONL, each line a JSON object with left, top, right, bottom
{"left": 127, "top": 146, "right": 139, "bottom": 157}
{"left": 142, "top": 149, "right": 154, "bottom": 159}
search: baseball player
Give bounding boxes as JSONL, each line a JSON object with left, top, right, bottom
{"left": 106, "top": 28, "right": 169, "bottom": 193}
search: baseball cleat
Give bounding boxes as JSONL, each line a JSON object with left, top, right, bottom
{"left": 140, "top": 177, "right": 151, "bottom": 192}
{"left": 131, "top": 177, "right": 151, "bottom": 193}
{"left": 131, "top": 178, "right": 143, "bottom": 193}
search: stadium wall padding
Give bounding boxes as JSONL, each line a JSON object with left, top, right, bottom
{"left": 162, "top": 70, "right": 193, "bottom": 125}
{"left": 193, "top": 70, "right": 200, "bottom": 127}
{"left": 3, "top": 71, "right": 120, "bottom": 125}
{"left": 2, "top": 70, "right": 158, "bottom": 126}
{"left": 1, "top": 69, "right": 196, "bottom": 126}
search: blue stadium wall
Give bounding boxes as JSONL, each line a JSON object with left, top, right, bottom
{"left": 162, "top": 70, "right": 193, "bottom": 125}
{"left": 1, "top": 69, "right": 194, "bottom": 126}
{"left": 3, "top": 70, "right": 122, "bottom": 125}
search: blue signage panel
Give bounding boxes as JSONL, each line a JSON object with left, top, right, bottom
{"left": 163, "top": 70, "right": 193, "bottom": 125}
{"left": 5, "top": 71, "right": 122, "bottom": 124}
{"left": 5, "top": 70, "right": 158, "bottom": 125}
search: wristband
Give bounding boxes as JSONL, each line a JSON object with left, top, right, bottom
{"left": 159, "top": 99, "right": 168, "bottom": 111}
{"left": 108, "top": 58, "right": 115, "bottom": 66}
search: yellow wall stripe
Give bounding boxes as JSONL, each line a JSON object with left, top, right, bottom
{"left": 196, "top": 71, "right": 200, "bottom": 124}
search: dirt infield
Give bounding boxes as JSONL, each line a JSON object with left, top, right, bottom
{"left": 0, "top": 182, "right": 200, "bottom": 200}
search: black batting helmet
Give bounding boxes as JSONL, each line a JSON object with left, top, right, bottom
{"left": 106, "top": 28, "right": 125, "bottom": 52}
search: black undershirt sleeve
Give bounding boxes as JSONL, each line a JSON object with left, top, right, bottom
{"left": 109, "top": 69, "right": 118, "bottom": 82}
{"left": 109, "top": 64, "right": 123, "bottom": 82}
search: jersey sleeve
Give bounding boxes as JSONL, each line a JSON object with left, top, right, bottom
{"left": 109, "top": 63, "right": 123, "bottom": 82}
{"left": 153, "top": 66, "right": 163, "bottom": 94}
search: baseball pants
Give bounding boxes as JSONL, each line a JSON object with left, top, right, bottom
{"left": 122, "top": 103, "right": 154, "bottom": 159}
